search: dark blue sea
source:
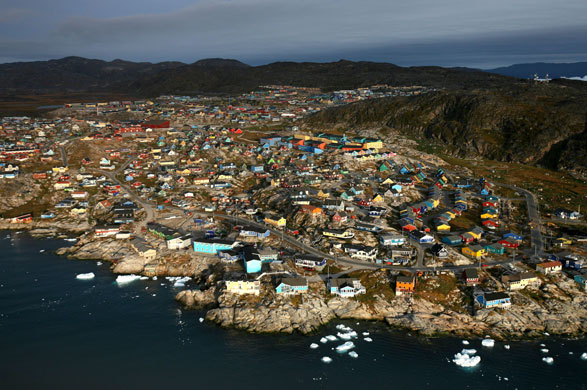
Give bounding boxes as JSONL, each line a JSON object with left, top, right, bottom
{"left": 0, "top": 232, "right": 585, "bottom": 390}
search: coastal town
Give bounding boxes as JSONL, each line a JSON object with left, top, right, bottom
{"left": 1, "top": 84, "right": 586, "bottom": 340}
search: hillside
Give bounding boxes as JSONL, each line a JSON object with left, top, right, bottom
{"left": 305, "top": 81, "right": 587, "bottom": 175}
{"left": 487, "top": 62, "right": 587, "bottom": 79}
{"left": 0, "top": 56, "right": 185, "bottom": 94}
{"left": 0, "top": 57, "right": 514, "bottom": 97}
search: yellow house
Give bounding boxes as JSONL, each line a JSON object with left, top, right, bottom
{"left": 70, "top": 207, "right": 87, "bottom": 215}
{"left": 455, "top": 199, "right": 467, "bottom": 206}
{"left": 363, "top": 140, "right": 383, "bottom": 149}
{"left": 446, "top": 211, "right": 456, "bottom": 219}
{"left": 481, "top": 212, "right": 498, "bottom": 220}
{"left": 436, "top": 223, "right": 451, "bottom": 232}
{"left": 317, "top": 190, "right": 330, "bottom": 199}
{"left": 462, "top": 245, "right": 485, "bottom": 258}
{"left": 52, "top": 166, "right": 68, "bottom": 174}
{"left": 556, "top": 237, "right": 572, "bottom": 246}
{"left": 502, "top": 272, "right": 540, "bottom": 291}
{"left": 381, "top": 178, "right": 395, "bottom": 185}
{"left": 372, "top": 194, "right": 384, "bottom": 203}
{"left": 225, "top": 280, "right": 261, "bottom": 295}
{"left": 264, "top": 215, "right": 286, "bottom": 228}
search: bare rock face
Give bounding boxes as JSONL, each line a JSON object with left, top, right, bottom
{"left": 113, "top": 255, "right": 146, "bottom": 274}
{"left": 176, "top": 288, "right": 218, "bottom": 310}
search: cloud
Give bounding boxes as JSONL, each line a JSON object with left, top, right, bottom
{"left": 0, "top": 8, "right": 33, "bottom": 23}
{"left": 1, "top": 0, "right": 586, "bottom": 66}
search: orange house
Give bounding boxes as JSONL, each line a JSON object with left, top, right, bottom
{"left": 300, "top": 205, "right": 322, "bottom": 215}
{"left": 396, "top": 274, "right": 416, "bottom": 295}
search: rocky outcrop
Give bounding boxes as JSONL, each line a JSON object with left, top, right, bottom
{"left": 178, "top": 281, "right": 587, "bottom": 339}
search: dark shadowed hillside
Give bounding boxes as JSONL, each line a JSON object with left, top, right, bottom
{"left": 486, "top": 62, "right": 587, "bottom": 79}
{"left": 306, "top": 81, "right": 587, "bottom": 175}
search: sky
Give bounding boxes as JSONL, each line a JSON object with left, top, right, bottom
{"left": 1, "top": 0, "right": 586, "bottom": 68}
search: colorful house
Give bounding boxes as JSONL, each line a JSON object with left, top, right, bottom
{"left": 395, "top": 274, "right": 416, "bottom": 295}
{"left": 275, "top": 277, "right": 308, "bottom": 295}
{"left": 329, "top": 278, "right": 366, "bottom": 297}
{"left": 192, "top": 238, "right": 237, "bottom": 255}
{"left": 462, "top": 245, "right": 485, "bottom": 258}
{"left": 502, "top": 272, "right": 540, "bottom": 291}
{"left": 462, "top": 268, "right": 480, "bottom": 286}
{"left": 536, "top": 261, "right": 562, "bottom": 275}
{"left": 477, "top": 292, "right": 511, "bottom": 309}
{"left": 484, "top": 243, "right": 505, "bottom": 255}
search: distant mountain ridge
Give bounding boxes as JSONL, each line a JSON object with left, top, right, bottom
{"left": 0, "top": 56, "right": 514, "bottom": 96}
{"left": 486, "top": 62, "right": 587, "bottom": 79}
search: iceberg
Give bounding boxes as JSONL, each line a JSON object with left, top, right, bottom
{"left": 580, "top": 352, "right": 587, "bottom": 360}
{"left": 362, "top": 332, "right": 370, "bottom": 336}
{"left": 325, "top": 335, "right": 337, "bottom": 342}
{"left": 348, "top": 351, "right": 358, "bottom": 358}
{"left": 481, "top": 339, "right": 495, "bottom": 348}
{"left": 542, "top": 357, "right": 554, "bottom": 364}
{"left": 310, "top": 343, "right": 319, "bottom": 349}
{"left": 337, "top": 331, "right": 358, "bottom": 340}
{"left": 76, "top": 272, "right": 95, "bottom": 280}
{"left": 453, "top": 353, "right": 481, "bottom": 367}
{"left": 39, "top": 249, "right": 45, "bottom": 253}
{"left": 152, "top": 276, "right": 157, "bottom": 280}
{"left": 320, "top": 337, "right": 328, "bottom": 344}
{"left": 462, "top": 340, "right": 470, "bottom": 345}
{"left": 199, "top": 317, "right": 204, "bottom": 323}
{"left": 116, "top": 274, "right": 142, "bottom": 284}
{"left": 336, "top": 341, "right": 355, "bottom": 353}
{"left": 461, "top": 349, "right": 477, "bottom": 355}
{"left": 364, "top": 337, "right": 373, "bottom": 342}
{"left": 167, "top": 276, "right": 191, "bottom": 287}
{"left": 504, "top": 345, "right": 511, "bottom": 350}
{"left": 97, "top": 261, "right": 103, "bottom": 266}
{"left": 321, "top": 356, "right": 332, "bottom": 364}
{"left": 541, "top": 349, "right": 549, "bottom": 353}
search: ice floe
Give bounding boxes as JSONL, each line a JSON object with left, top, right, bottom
{"left": 453, "top": 353, "right": 481, "bottom": 367}
{"left": 310, "top": 343, "right": 319, "bottom": 349}
{"left": 364, "top": 337, "right": 373, "bottom": 342}
{"left": 481, "top": 339, "right": 495, "bottom": 348}
{"left": 325, "top": 335, "right": 337, "bottom": 342}
{"left": 542, "top": 357, "right": 554, "bottom": 364}
{"left": 39, "top": 249, "right": 45, "bottom": 253}
{"left": 336, "top": 324, "right": 353, "bottom": 332}
{"left": 462, "top": 340, "right": 470, "bottom": 345}
{"left": 336, "top": 341, "right": 356, "bottom": 353}
{"left": 580, "top": 352, "right": 587, "bottom": 360}
{"left": 348, "top": 351, "right": 358, "bottom": 358}
{"left": 76, "top": 272, "right": 95, "bottom": 280}
{"left": 199, "top": 317, "right": 204, "bottom": 323}
{"left": 362, "top": 332, "right": 370, "bottom": 336}
{"left": 97, "top": 261, "right": 103, "bottom": 266}
{"left": 116, "top": 274, "right": 142, "bottom": 284}
{"left": 320, "top": 337, "right": 328, "bottom": 344}
{"left": 321, "top": 356, "right": 332, "bottom": 364}
{"left": 63, "top": 238, "right": 77, "bottom": 242}
{"left": 166, "top": 276, "right": 191, "bottom": 287}
{"left": 461, "top": 349, "right": 477, "bottom": 355}
{"left": 140, "top": 276, "right": 149, "bottom": 280}
{"left": 337, "top": 331, "right": 358, "bottom": 340}
{"left": 541, "top": 349, "right": 549, "bottom": 353}
{"left": 504, "top": 345, "right": 511, "bottom": 350}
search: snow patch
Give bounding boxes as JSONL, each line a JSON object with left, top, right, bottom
{"left": 76, "top": 272, "right": 95, "bottom": 280}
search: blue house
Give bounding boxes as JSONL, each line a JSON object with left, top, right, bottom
{"left": 477, "top": 292, "right": 511, "bottom": 308}
{"left": 275, "top": 277, "right": 308, "bottom": 295}
{"left": 503, "top": 232, "right": 523, "bottom": 241}
{"left": 574, "top": 275, "right": 587, "bottom": 290}
{"left": 193, "top": 238, "right": 237, "bottom": 254}
{"left": 239, "top": 227, "right": 270, "bottom": 239}
{"left": 251, "top": 165, "right": 264, "bottom": 173}
{"left": 442, "top": 235, "right": 462, "bottom": 246}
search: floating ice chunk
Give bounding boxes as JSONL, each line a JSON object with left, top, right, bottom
{"left": 97, "top": 261, "right": 103, "bottom": 266}
{"left": 320, "top": 337, "right": 328, "bottom": 344}
{"left": 336, "top": 342, "right": 355, "bottom": 353}
{"left": 453, "top": 353, "right": 481, "bottom": 367}
{"left": 64, "top": 238, "right": 77, "bottom": 242}
{"left": 542, "top": 357, "right": 554, "bottom": 364}
{"left": 321, "top": 357, "right": 332, "bottom": 364}
{"left": 462, "top": 340, "right": 470, "bottom": 345}
{"left": 152, "top": 276, "right": 157, "bottom": 280}
{"left": 504, "top": 345, "right": 511, "bottom": 350}
{"left": 540, "top": 343, "right": 546, "bottom": 347}
{"left": 461, "top": 349, "right": 477, "bottom": 355}
{"left": 337, "top": 331, "right": 358, "bottom": 340}
{"left": 362, "top": 332, "right": 370, "bottom": 336}
{"left": 199, "top": 317, "right": 204, "bottom": 323}
{"left": 336, "top": 324, "right": 351, "bottom": 331}
{"left": 544, "top": 332, "right": 550, "bottom": 336}
{"left": 76, "top": 272, "right": 95, "bottom": 280}
{"left": 481, "top": 339, "right": 495, "bottom": 348}
{"left": 140, "top": 276, "right": 148, "bottom": 280}
{"left": 541, "top": 349, "right": 549, "bottom": 353}
{"left": 39, "top": 249, "right": 45, "bottom": 253}
{"left": 171, "top": 276, "right": 191, "bottom": 287}
{"left": 116, "top": 274, "right": 141, "bottom": 284}
{"left": 348, "top": 351, "right": 358, "bottom": 358}
{"left": 364, "top": 337, "right": 373, "bottom": 342}
{"left": 580, "top": 352, "right": 587, "bottom": 360}
{"left": 310, "top": 343, "right": 319, "bottom": 349}
{"left": 325, "top": 335, "right": 337, "bottom": 342}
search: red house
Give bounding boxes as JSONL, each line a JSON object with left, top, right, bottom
{"left": 141, "top": 120, "right": 170, "bottom": 129}
{"left": 498, "top": 237, "right": 520, "bottom": 248}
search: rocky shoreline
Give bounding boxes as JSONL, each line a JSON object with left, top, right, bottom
{"left": 7, "top": 228, "right": 585, "bottom": 341}
{"left": 176, "top": 278, "right": 587, "bottom": 340}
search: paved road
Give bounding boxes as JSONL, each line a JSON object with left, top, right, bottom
{"left": 59, "top": 145, "right": 68, "bottom": 166}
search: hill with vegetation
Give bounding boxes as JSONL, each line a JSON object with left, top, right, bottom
{"left": 306, "top": 80, "right": 587, "bottom": 176}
